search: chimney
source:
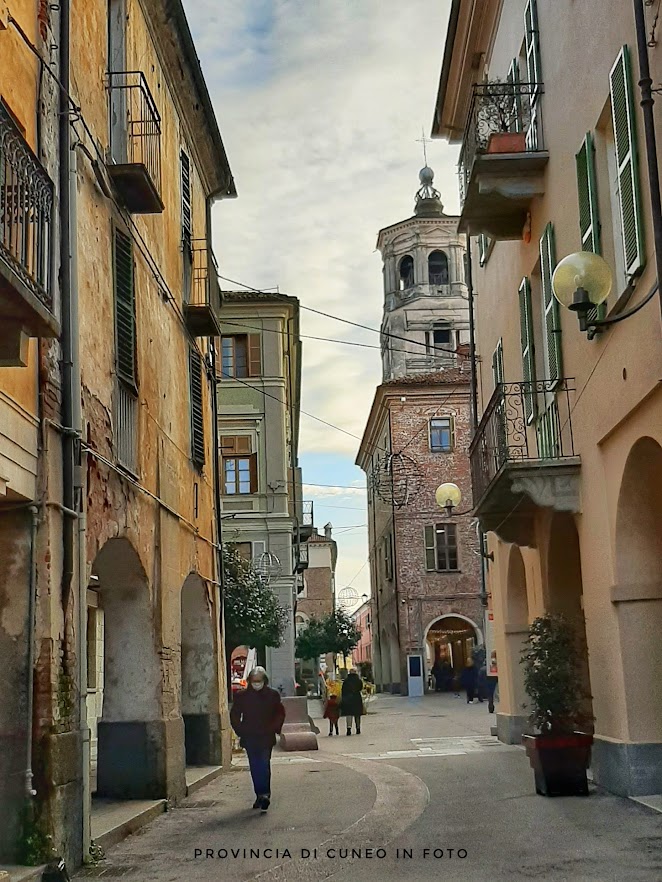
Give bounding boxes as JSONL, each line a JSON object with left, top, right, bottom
{"left": 324, "top": 522, "right": 333, "bottom": 540}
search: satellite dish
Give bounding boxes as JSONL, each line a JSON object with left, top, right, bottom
{"left": 337, "top": 587, "right": 360, "bottom": 609}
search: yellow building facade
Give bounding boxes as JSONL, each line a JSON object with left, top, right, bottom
{"left": 433, "top": 0, "right": 662, "bottom": 797}
{"left": 1, "top": 0, "right": 235, "bottom": 867}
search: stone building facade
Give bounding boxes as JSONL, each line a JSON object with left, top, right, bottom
{"left": 356, "top": 174, "right": 483, "bottom": 694}
{"left": 295, "top": 525, "right": 337, "bottom": 681}
{"left": 351, "top": 601, "right": 373, "bottom": 668}
{"left": 1, "top": 0, "right": 235, "bottom": 867}
{"left": 432, "top": 0, "right": 662, "bottom": 796}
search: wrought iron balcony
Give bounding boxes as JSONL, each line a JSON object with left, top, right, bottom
{"left": 469, "top": 380, "right": 580, "bottom": 543}
{"left": 458, "top": 81, "right": 549, "bottom": 240}
{"left": 107, "top": 72, "right": 164, "bottom": 214}
{"left": 0, "top": 103, "right": 57, "bottom": 362}
{"left": 294, "top": 542, "right": 309, "bottom": 573}
{"left": 299, "top": 499, "right": 314, "bottom": 541}
{"left": 184, "top": 241, "right": 221, "bottom": 336}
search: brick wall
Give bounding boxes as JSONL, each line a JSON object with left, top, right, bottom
{"left": 297, "top": 566, "right": 333, "bottom": 620}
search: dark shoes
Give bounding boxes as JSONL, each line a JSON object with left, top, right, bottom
{"left": 252, "top": 798, "right": 261, "bottom": 809}
{"left": 346, "top": 730, "right": 352, "bottom": 736}
{"left": 259, "top": 796, "right": 270, "bottom": 813}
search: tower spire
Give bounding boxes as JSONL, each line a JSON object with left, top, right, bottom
{"left": 415, "top": 166, "right": 444, "bottom": 217}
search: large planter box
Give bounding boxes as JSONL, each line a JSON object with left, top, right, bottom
{"left": 523, "top": 733, "right": 593, "bottom": 796}
{"left": 486, "top": 131, "right": 527, "bottom": 154}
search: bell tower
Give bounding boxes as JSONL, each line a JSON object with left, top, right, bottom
{"left": 376, "top": 167, "right": 469, "bottom": 381}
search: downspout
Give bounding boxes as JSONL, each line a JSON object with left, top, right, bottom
{"left": 25, "top": 505, "right": 40, "bottom": 800}
{"left": 465, "top": 238, "right": 478, "bottom": 432}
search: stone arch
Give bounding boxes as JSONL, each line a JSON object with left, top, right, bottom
{"left": 181, "top": 573, "right": 220, "bottom": 765}
{"left": 423, "top": 614, "right": 480, "bottom": 682}
{"left": 389, "top": 623, "right": 401, "bottom": 693}
{"left": 614, "top": 436, "right": 662, "bottom": 741}
{"left": 502, "top": 544, "right": 530, "bottom": 741}
{"left": 398, "top": 254, "right": 414, "bottom": 290}
{"left": 92, "top": 537, "right": 163, "bottom": 798}
{"left": 428, "top": 249, "right": 449, "bottom": 285}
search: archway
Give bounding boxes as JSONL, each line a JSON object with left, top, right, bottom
{"left": 380, "top": 628, "right": 391, "bottom": 692}
{"left": 424, "top": 615, "right": 479, "bottom": 688}
{"left": 547, "top": 514, "right": 593, "bottom": 726}
{"left": 428, "top": 249, "right": 449, "bottom": 285}
{"left": 398, "top": 255, "right": 414, "bottom": 290}
{"left": 92, "top": 538, "right": 163, "bottom": 798}
{"left": 389, "top": 624, "right": 401, "bottom": 693}
{"left": 615, "top": 437, "right": 662, "bottom": 742}
{"left": 502, "top": 545, "right": 530, "bottom": 741}
{"left": 181, "top": 573, "right": 220, "bottom": 766}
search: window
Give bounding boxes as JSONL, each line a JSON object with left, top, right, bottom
{"left": 424, "top": 523, "right": 459, "bottom": 572}
{"left": 539, "top": 223, "right": 563, "bottom": 384}
{"left": 220, "top": 334, "right": 261, "bottom": 379}
{"left": 518, "top": 280, "right": 537, "bottom": 421}
{"left": 524, "top": 0, "right": 542, "bottom": 150}
{"left": 576, "top": 132, "right": 606, "bottom": 324}
{"left": 398, "top": 255, "right": 414, "bottom": 290}
{"left": 428, "top": 250, "right": 449, "bottom": 285}
{"left": 113, "top": 227, "right": 138, "bottom": 472}
{"left": 221, "top": 435, "right": 257, "bottom": 494}
{"left": 430, "top": 417, "right": 454, "bottom": 452}
{"left": 492, "top": 339, "right": 504, "bottom": 388}
{"left": 229, "top": 541, "right": 252, "bottom": 561}
{"left": 609, "top": 45, "right": 645, "bottom": 280}
{"left": 426, "top": 325, "right": 452, "bottom": 353}
{"left": 181, "top": 150, "right": 193, "bottom": 303}
{"left": 189, "top": 346, "right": 205, "bottom": 468}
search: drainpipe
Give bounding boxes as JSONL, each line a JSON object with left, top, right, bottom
{"left": 464, "top": 239, "right": 478, "bottom": 432}
{"left": 25, "top": 505, "right": 40, "bottom": 800}
{"left": 633, "top": 0, "right": 662, "bottom": 326}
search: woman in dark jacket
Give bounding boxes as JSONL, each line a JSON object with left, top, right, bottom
{"left": 341, "top": 669, "right": 364, "bottom": 735}
{"left": 460, "top": 660, "right": 478, "bottom": 704}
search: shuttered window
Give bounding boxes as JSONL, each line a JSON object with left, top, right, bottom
{"left": 189, "top": 346, "right": 205, "bottom": 468}
{"left": 424, "top": 524, "right": 459, "bottom": 573}
{"left": 524, "top": 0, "right": 541, "bottom": 150}
{"left": 609, "top": 46, "right": 645, "bottom": 279}
{"left": 219, "top": 334, "right": 262, "bottom": 378}
{"left": 540, "top": 224, "right": 562, "bottom": 384}
{"left": 113, "top": 228, "right": 137, "bottom": 389}
{"left": 181, "top": 150, "right": 192, "bottom": 244}
{"left": 576, "top": 133, "right": 606, "bottom": 323}
{"left": 507, "top": 57, "right": 522, "bottom": 133}
{"left": 518, "top": 278, "right": 537, "bottom": 421}
{"left": 492, "top": 338, "right": 504, "bottom": 388}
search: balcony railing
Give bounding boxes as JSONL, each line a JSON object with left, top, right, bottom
{"left": 302, "top": 500, "right": 314, "bottom": 528}
{"left": 457, "top": 81, "right": 548, "bottom": 239}
{"left": 294, "top": 542, "right": 309, "bottom": 573}
{"left": 470, "top": 380, "right": 576, "bottom": 507}
{"left": 184, "top": 241, "right": 221, "bottom": 336}
{"left": 107, "top": 71, "right": 164, "bottom": 213}
{"left": 0, "top": 102, "right": 55, "bottom": 322}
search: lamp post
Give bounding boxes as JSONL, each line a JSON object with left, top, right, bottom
{"left": 435, "top": 482, "right": 472, "bottom": 517}
{"left": 551, "top": 251, "right": 659, "bottom": 334}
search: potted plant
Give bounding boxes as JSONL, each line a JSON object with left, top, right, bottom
{"left": 477, "top": 81, "right": 527, "bottom": 155}
{"left": 520, "top": 613, "right": 593, "bottom": 796}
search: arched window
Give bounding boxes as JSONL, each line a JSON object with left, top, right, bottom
{"left": 398, "top": 255, "right": 415, "bottom": 290}
{"left": 428, "top": 250, "right": 449, "bottom": 285}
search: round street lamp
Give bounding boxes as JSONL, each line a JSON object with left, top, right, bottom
{"left": 552, "top": 251, "right": 659, "bottom": 334}
{"left": 435, "top": 482, "right": 463, "bottom": 517}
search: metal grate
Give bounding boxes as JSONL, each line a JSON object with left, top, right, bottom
{"left": 0, "top": 101, "right": 54, "bottom": 310}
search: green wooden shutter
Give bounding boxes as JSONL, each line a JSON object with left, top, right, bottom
{"left": 181, "top": 150, "right": 192, "bottom": 244}
{"left": 424, "top": 526, "right": 436, "bottom": 571}
{"left": 540, "top": 224, "right": 562, "bottom": 383}
{"left": 576, "top": 133, "right": 606, "bottom": 322}
{"left": 507, "top": 57, "right": 522, "bottom": 133}
{"left": 113, "top": 228, "right": 137, "bottom": 388}
{"left": 518, "top": 277, "right": 537, "bottom": 421}
{"left": 524, "top": 0, "right": 541, "bottom": 149}
{"left": 492, "top": 338, "right": 504, "bottom": 388}
{"left": 610, "top": 45, "right": 645, "bottom": 278}
{"left": 190, "top": 346, "right": 205, "bottom": 467}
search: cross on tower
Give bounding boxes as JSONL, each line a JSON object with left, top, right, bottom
{"left": 416, "top": 128, "right": 432, "bottom": 165}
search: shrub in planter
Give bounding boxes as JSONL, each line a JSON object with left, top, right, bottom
{"left": 520, "top": 613, "right": 593, "bottom": 796}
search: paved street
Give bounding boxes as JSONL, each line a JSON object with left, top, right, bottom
{"left": 74, "top": 695, "right": 662, "bottom": 882}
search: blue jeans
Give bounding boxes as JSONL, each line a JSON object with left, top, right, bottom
{"left": 244, "top": 741, "right": 273, "bottom": 797}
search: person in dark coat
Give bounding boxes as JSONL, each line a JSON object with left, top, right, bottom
{"left": 460, "top": 660, "right": 478, "bottom": 704}
{"left": 431, "top": 660, "right": 444, "bottom": 693}
{"left": 230, "top": 666, "right": 285, "bottom": 812}
{"left": 341, "top": 669, "right": 364, "bottom": 735}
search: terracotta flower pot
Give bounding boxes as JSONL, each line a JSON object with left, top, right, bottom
{"left": 486, "top": 131, "right": 527, "bottom": 154}
{"left": 523, "top": 732, "right": 593, "bottom": 796}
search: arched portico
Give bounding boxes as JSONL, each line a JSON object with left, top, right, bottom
{"left": 496, "top": 545, "right": 530, "bottom": 743}
{"left": 424, "top": 614, "right": 481, "bottom": 686}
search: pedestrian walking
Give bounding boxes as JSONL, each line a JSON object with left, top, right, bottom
{"left": 323, "top": 692, "right": 341, "bottom": 735}
{"left": 431, "top": 660, "right": 444, "bottom": 693}
{"left": 460, "top": 659, "right": 478, "bottom": 704}
{"left": 477, "top": 662, "right": 488, "bottom": 703}
{"left": 230, "top": 666, "right": 285, "bottom": 813}
{"left": 341, "top": 668, "right": 364, "bottom": 735}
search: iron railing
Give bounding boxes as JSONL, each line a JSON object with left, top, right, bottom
{"left": 114, "top": 381, "right": 138, "bottom": 473}
{"left": 191, "top": 240, "right": 221, "bottom": 313}
{"left": 0, "top": 102, "right": 54, "bottom": 311}
{"left": 107, "top": 71, "right": 162, "bottom": 193}
{"left": 458, "top": 81, "right": 544, "bottom": 204}
{"left": 469, "top": 380, "right": 576, "bottom": 506}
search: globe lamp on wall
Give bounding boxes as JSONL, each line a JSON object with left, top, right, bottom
{"left": 552, "top": 252, "right": 612, "bottom": 316}
{"left": 435, "top": 482, "right": 462, "bottom": 517}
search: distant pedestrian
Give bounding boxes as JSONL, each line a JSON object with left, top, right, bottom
{"left": 341, "top": 668, "right": 364, "bottom": 735}
{"left": 230, "top": 666, "right": 285, "bottom": 813}
{"left": 323, "top": 693, "right": 341, "bottom": 735}
{"left": 460, "top": 660, "right": 478, "bottom": 704}
{"left": 477, "top": 663, "right": 488, "bottom": 703}
{"left": 431, "top": 660, "right": 444, "bottom": 693}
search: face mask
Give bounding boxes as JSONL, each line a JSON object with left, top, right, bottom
{"left": 252, "top": 681, "right": 265, "bottom": 691}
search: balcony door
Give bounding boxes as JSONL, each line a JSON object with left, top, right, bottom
{"left": 108, "top": 0, "right": 127, "bottom": 164}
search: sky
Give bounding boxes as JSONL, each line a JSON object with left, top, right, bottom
{"left": 184, "top": 0, "right": 459, "bottom": 600}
